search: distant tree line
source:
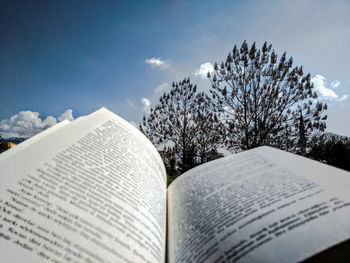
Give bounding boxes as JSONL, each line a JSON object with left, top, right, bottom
{"left": 140, "top": 41, "right": 348, "bottom": 175}
{"left": 308, "top": 133, "right": 350, "bottom": 171}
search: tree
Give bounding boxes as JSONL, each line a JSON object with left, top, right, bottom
{"left": 159, "top": 148, "right": 177, "bottom": 177}
{"left": 193, "top": 93, "right": 223, "bottom": 164}
{"left": 297, "top": 111, "right": 307, "bottom": 155}
{"left": 308, "top": 133, "right": 350, "bottom": 172}
{"left": 140, "top": 78, "right": 200, "bottom": 174}
{"left": 208, "top": 41, "right": 327, "bottom": 152}
{"left": 140, "top": 78, "right": 222, "bottom": 174}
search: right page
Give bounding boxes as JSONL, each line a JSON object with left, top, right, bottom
{"left": 167, "top": 146, "right": 350, "bottom": 263}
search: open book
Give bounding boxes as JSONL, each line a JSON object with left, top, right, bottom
{"left": 1, "top": 108, "right": 350, "bottom": 263}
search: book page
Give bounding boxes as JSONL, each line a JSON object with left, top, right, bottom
{"left": 0, "top": 108, "right": 167, "bottom": 263}
{"left": 168, "top": 146, "right": 350, "bottom": 263}
{"left": 0, "top": 119, "right": 71, "bottom": 160}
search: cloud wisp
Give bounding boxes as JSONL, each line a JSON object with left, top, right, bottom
{"left": 58, "top": 109, "right": 75, "bottom": 122}
{"left": 126, "top": 99, "right": 137, "bottom": 109}
{"left": 153, "top": 82, "right": 169, "bottom": 96}
{"left": 141, "top": 98, "right": 151, "bottom": 114}
{"left": 145, "top": 58, "right": 171, "bottom": 70}
{"left": 0, "top": 109, "right": 75, "bottom": 138}
{"left": 195, "top": 62, "right": 214, "bottom": 78}
{"left": 311, "top": 74, "right": 348, "bottom": 101}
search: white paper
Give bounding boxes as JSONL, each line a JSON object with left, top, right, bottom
{"left": 168, "top": 146, "right": 350, "bottom": 263}
{"left": 0, "top": 108, "right": 167, "bottom": 263}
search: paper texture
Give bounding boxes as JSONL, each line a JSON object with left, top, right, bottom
{"left": 168, "top": 146, "right": 350, "bottom": 263}
{"left": 0, "top": 108, "right": 167, "bottom": 263}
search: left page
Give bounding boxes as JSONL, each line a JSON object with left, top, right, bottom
{"left": 0, "top": 108, "right": 167, "bottom": 263}
{"left": 0, "top": 119, "right": 71, "bottom": 159}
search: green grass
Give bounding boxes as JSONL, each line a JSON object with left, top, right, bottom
{"left": 167, "top": 175, "right": 177, "bottom": 187}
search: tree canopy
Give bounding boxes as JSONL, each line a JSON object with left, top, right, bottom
{"left": 193, "top": 93, "right": 222, "bottom": 163}
{"left": 208, "top": 41, "right": 327, "bottom": 152}
{"left": 308, "top": 133, "right": 350, "bottom": 171}
{"left": 140, "top": 78, "right": 222, "bottom": 174}
{"left": 138, "top": 41, "right": 341, "bottom": 177}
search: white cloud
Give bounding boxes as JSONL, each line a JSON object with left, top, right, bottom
{"left": 153, "top": 83, "right": 169, "bottom": 96}
{"left": 145, "top": 58, "right": 171, "bottom": 70}
{"left": 141, "top": 98, "right": 151, "bottom": 113}
{"left": 0, "top": 109, "right": 74, "bottom": 138}
{"left": 311, "top": 74, "right": 348, "bottom": 101}
{"left": 331, "top": 80, "right": 341, "bottom": 89}
{"left": 340, "top": 94, "right": 349, "bottom": 101}
{"left": 58, "top": 109, "right": 74, "bottom": 122}
{"left": 195, "top": 62, "right": 214, "bottom": 78}
{"left": 126, "top": 99, "right": 137, "bottom": 109}
{"left": 311, "top": 75, "right": 338, "bottom": 99}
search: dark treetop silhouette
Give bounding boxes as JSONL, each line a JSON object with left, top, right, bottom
{"left": 208, "top": 41, "right": 327, "bottom": 153}
{"left": 141, "top": 78, "right": 222, "bottom": 174}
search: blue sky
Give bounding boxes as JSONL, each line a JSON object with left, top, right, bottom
{"left": 1, "top": 0, "right": 350, "bottom": 138}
